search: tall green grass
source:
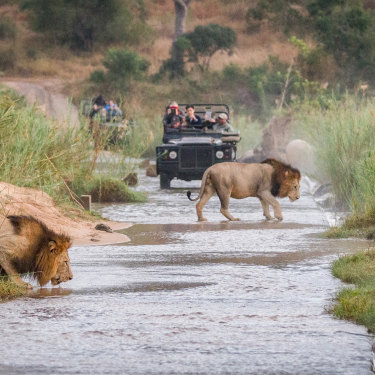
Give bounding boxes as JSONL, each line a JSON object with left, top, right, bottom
{"left": 0, "top": 91, "right": 92, "bottom": 204}
{"left": 0, "top": 88, "right": 148, "bottom": 206}
{"left": 293, "top": 95, "right": 375, "bottom": 214}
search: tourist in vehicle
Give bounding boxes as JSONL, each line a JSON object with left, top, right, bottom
{"left": 184, "top": 105, "right": 202, "bottom": 128}
{"left": 210, "top": 113, "right": 234, "bottom": 133}
{"left": 105, "top": 99, "right": 122, "bottom": 121}
{"left": 163, "top": 101, "right": 183, "bottom": 129}
{"left": 89, "top": 103, "right": 100, "bottom": 119}
{"left": 93, "top": 94, "right": 106, "bottom": 107}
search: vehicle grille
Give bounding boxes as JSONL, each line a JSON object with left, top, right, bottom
{"left": 180, "top": 146, "right": 213, "bottom": 169}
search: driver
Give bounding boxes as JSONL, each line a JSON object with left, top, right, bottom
{"left": 209, "top": 113, "right": 234, "bottom": 133}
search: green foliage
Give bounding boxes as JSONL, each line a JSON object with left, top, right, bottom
{"left": 102, "top": 48, "right": 150, "bottom": 90}
{"left": 90, "top": 48, "right": 150, "bottom": 93}
{"left": 83, "top": 177, "right": 147, "bottom": 203}
{"left": 218, "top": 58, "right": 325, "bottom": 120}
{"left": 0, "top": 47, "right": 15, "bottom": 70}
{"left": 293, "top": 95, "right": 375, "bottom": 210}
{"left": 308, "top": 0, "right": 375, "bottom": 85}
{"left": 331, "top": 249, "right": 375, "bottom": 333}
{"left": 183, "top": 23, "right": 237, "bottom": 71}
{"left": 290, "top": 36, "right": 332, "bottom": 82}
{"left": 246, "top": 0, "right": 307, "bottom": 35}
{"left": 0, "top": 90, "right": 92, "bottom": 203}
{"left": 0, "top": 17, "right": 16, "bottom": 40}
{"left": 0, "top": 278, "right": 27, "bottom": 300}
{"left": 89, "top": 69, "right": 106, "bottom": 84}
{"left": 21, "top": 0, "right": 152, "bottom": 50}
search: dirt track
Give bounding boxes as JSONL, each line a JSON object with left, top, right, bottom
{"left": 0, "top": 78, "right": 79, "bottom": 126}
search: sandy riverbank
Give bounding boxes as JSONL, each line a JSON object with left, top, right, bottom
{"left": 0, "top": 182, "right": 131, "bottom": 246}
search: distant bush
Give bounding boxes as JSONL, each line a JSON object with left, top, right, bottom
{"left": 90, "top": 70, "right": 106, "bottom": 84}
{"left": 308, "top": 1, "right": 375, "bottom": 85}
{"left": 21, "top": 0, "right": 152, "bottom": 50}
{"left": 91, "top": 48, "right": 150, "bottom": 91}
{"left": 103, "top": 48, "right": 150, "bottom": 88}
{"left": 246, "top": 0, "right": 307, "bottom": 36}
{"left": 0, "top": 17, "right": 16, "bottom": 40}
{"left": 0, "top": 47, "right": 15, "bottom": 70}
{"left": 85, "top": 177, "right": 146, "bottom": 203}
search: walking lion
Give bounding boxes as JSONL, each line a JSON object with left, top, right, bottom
{"left": 187, "top": 159, "right": 301, "bottom": 222}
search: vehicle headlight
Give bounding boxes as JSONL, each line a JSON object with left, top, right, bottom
{"left": 216, "top": 150, "right": 224, "bottom": 159}
{"left": 169, "top": 151, "right": 177, "bottom": 159}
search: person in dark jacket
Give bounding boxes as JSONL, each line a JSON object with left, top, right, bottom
{"left": 184, "top": 105, "right": 202, "bottom": 128}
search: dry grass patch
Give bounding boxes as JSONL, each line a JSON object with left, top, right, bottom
{"left": 0, "top": 278, "right": 28, "bottom": 300}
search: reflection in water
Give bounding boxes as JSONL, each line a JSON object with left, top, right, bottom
{"left": 28, "top": 287, "right": 73, "bottom": 299}
{"left": 0, "top": 173, "right": 373, "bottom": 374}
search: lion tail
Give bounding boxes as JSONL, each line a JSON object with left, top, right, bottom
{"left": 187, "top": 168, "right": 210, "bottom": 201}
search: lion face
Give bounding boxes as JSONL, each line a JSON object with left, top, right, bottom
{"left": 279, "top": 174, "right": 301, "bottom": 201}
{"left": 36, "top": 236, "right": 72, "bottom": 286}
{"left": 51, "top": 251, "right": 73, "bottom": 286}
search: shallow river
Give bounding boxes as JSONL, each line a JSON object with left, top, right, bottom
{"left": 1, "top": 171, "right": 374, "bottom": 374}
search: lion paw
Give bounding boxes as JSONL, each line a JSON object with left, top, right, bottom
{"left": 275, "top": 216, "right": 283, "bottom": 222}
{"left": 232, "top": 218, "right": 240, "bottom": 221}
{"left": 264, "top": 215, "right": 272, "bottom": 220}
{"left": 198, "top": 217, "right": 208, "bottom": 222}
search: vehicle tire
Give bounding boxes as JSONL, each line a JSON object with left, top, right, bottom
{"left": 160, "top": 173, "right": 171, "bottom": 189}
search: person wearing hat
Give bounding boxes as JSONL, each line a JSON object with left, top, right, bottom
{"left": 163, "top": 101, "right": 184, "bottom": 129}
{"left": 211, "top": 113, "right": 234, "bottom": 133}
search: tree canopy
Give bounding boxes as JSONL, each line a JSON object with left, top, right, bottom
{"left": 21, "top": 0, "right": 150, "bottom": 50}
{"left": 181, "top": 23, "right": 237, "bottom": 71}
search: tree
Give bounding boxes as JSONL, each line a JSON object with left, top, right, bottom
{"left": 173, "top": 0, "right": 191, "bottom": 42}
{"left": 165, "top": 0, "right": 192, "bottom": 76}
{"left": 182, "top": 24, "right": 237, "bottom": 71}
{"left": 308, "top": 0, "right": 375, "bottom": 84}
{"left": 21, "top": 0, "right": 150, "bottom": 50}
{"left": 91, "top": 48, "right": 150, "bottom": 90}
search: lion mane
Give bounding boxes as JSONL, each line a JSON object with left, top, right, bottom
{"left": 261, "top": 158, "right": 301, "bottom": 198}
{"left": 0, "top": 215, "right": 72, "bottom": 288}
{"left": 187, "top": 160, "right": 301, "bottom": 222}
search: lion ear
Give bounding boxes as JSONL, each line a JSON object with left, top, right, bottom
{"left": 49, "top": 240, "right": 57, "bottom": 253}
{"left": 284, "top": 171, "right": 289, "bottom": 177}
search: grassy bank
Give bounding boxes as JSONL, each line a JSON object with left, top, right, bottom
{"left": 0, "top": 88, "right": 147, "bottom": 207}
{"left": 0, "top": 279, "right": 28, "bottom": 300}
{"left": 331, "top": 249, "right": 375, "bottom": 333}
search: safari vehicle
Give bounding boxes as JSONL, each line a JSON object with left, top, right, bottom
{"left": 80, "top": 99, "right": 128, "bottom": 146}
{"left": 156, "top": 104, "right": 241, "bottom": 189}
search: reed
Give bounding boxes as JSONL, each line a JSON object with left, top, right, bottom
{"left": 293, "top": 95, "right": 375, "bottom": 212}
{"left": 0, "top": 90, "right": 92, "bottom": 204}
{"left": 0, "top": 89, "right": 146, "bottom": 207}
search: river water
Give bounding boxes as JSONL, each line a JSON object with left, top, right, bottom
{"left": 0, "top": 171, "right": 374, "bottom": 374}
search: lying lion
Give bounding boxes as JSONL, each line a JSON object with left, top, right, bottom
{"left": 0, "top": 215, "right": 72, "bottom": 289}
{"left": 187, "top": 158, "right": 301, "bottom": 222}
